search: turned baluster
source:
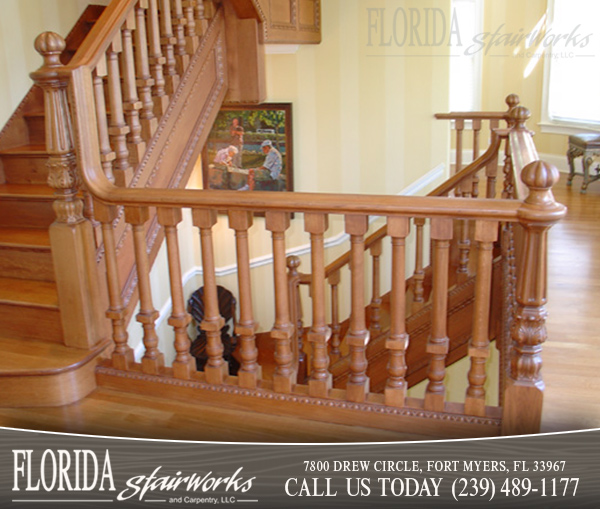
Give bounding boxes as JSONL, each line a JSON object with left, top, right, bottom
{"left": 328, "top": 270, "right": 341, "bottom": 359}
{"left": 125, "top": 206, "right": 165, "bottom": 374}
{"left": 424, "top": 218, "right": 453, "bottom": 412}
{"left": 95, "top": 202, "right": 134, "bottom": 370}
{"left": 106, "top": 38, "right": 132, "bottom": 187}
{"left": 183, "top": 0, "right": 199, "bottom": 53}
{"left": 471, "top": 118, "right": 482, "bottom": 198}
{"left": 344, "top": 215, "right": 370, "bottom": 402}
{"left": 385, "top": 216, "right": 410, "bottom": 407}
{"left": 134, "top": 0, "right": 158, "bottom": 140}
{"left": 194, "top": 0, "right": 209, "bottom": 35}
{"left": 412, "top": 217, "right": 426, "bottom": 309}
{"left": 92, "top": 66, "right": 116, "bottom": 183}
{"left": 229, "top": 211, "right": 261, "bottom": 389}
{"left": 369, "top": 239, "right": 382, "bottom": 332}
{"left": 158, "top": 208, "right": 196, "bottom": 379}
{"left": 465, "top": 220, "right": 498, "bottom": 416}
{"left": 455, "top": 118, "right": 464, "bottom": 177}
{"left": 192, "top": 209, "right": 227, "bottom": 383}
{"left": 486, "top": 122, "right": 501, "bottom": 198}
{"left": 502, "top": 161, "right": 565, "bottom": 435}
{"left": 159, "top": 0, "right": 180, "bottom": 94}
{"left": 305, "top": 213, "right": 332, "bottom": 398}
{"left": 121, "top": 12, "right": 146, "bottom": 164}
{"left": 457, "top": 218, "right": 471, "bottom": 275}
{"left": 266, "top": 212, "right": 296, "bottom": 393}
{"left": 147, "top": 0, "right": 169, "bottom": 117}
{"left": 287, "top": 255, "right": 306, "bottom": 382}
{"left": 172, "top": 0, "right": 189, "bottom": 74}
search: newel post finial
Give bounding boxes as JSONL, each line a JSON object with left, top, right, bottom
{"left": 34, "top": 32, "right": 66, "bottom": 68}
{"left": 505, "top": 93, "right": 520, "bottom": 111}
{"left": 508, "top": 105, "right": 530, "bottom": 130}
{"left": 502, "top": 159, "right": 566, "bottom": 436}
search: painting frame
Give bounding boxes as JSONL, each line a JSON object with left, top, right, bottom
{"left": 201, "top": 103, "right": 294, "bottom": 194}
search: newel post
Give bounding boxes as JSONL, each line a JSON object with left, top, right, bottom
{"left": 501, "top": 160, "right": 566, "bottom": 435}
{"left": 31, "top": 32, "right": 108, "bottom": 349}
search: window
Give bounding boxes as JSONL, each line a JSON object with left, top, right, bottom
{"left": 449, "top": 0, "right": 483, "bottom": 111}
{"left": 541, "top": 0, "right": 600, "bottom": 133}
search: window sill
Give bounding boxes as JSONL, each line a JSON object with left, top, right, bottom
{"left": 538, "top": 121, "right": 600, "bottom": 136}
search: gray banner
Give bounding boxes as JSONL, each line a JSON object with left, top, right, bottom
{"left": 2, "top": 427, "right": 599, "bottom": 508}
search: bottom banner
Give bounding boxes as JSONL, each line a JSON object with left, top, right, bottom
{"left": 2, "top": 427, "right": 599, "bottom": 508}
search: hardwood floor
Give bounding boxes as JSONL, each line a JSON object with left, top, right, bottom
{"left": 0, "top": 176, "right": 596, "bottom": 441}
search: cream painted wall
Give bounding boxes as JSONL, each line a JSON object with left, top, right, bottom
{"left": 0, "top": 0, "right": 110, "bottom": 127}
{"left": 480, "top": 0, "right": 567, "bottom": 158}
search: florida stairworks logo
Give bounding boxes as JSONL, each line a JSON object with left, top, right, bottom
{"left": 12, "top": 449, "right": 257, "bottom": 504}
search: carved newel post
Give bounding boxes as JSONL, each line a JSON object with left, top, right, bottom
{"left": 502, "top": 160, "right": 566, "bottom": 435}
{"left": 31, "top": 32, "right": 108, "bottom": 349}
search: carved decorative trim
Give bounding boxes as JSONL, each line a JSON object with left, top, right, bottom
{"left": 298, "top": 0, "right": 320, "bottom": 32}
{"left": 98, "top": 365, "right": 501, "bottom": 427}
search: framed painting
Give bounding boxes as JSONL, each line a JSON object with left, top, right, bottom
{"left": 202, "top": 103, "right": 293, "bottom": 193}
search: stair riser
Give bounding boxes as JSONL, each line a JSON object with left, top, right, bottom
{"left": 1, "top": 155, "right": 49, "bottom": 185}
{"left": 24, "top": 117, "right": 45, "bottom": 146}
{"left": 0, "top": 248, "right": 54, "bottom": 281}
{"left": 0, "top": 199, "right": 54, "bottom": 229}
{"left": 0, "top": 303, "right": 62, "bottom": 342}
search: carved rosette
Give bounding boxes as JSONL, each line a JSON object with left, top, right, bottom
{"left": 48, "top": 156, "right": 84, "bottom": 224}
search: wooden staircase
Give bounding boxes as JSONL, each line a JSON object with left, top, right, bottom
{"left": 0, "top": 5, "right": 110, "bottom": 407}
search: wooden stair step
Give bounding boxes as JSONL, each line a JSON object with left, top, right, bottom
{"left": 0, "top": 145, "right": 49, "bottom": 184}
{"left": 0, "top": 336, "right": 109, "bottom": 407}
{"left": 0, "top": 277, "right": 62, "bottom": 342}
{"left": 23, "top": 111, "right": 45, "bottom": 145}
{"left": 0, "top": 184, "right": 55, "bottom": 229}
{"left": 0, "top": 228, "right": 53, "bottom": 281}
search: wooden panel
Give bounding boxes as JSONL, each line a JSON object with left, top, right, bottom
{"left": 258, "top": 0, "right": 321, "bottom": 44}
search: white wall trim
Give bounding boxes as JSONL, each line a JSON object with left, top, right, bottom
{"left": 153, "top": 164, "right": 446, "bottom": 329}
{"left": 538, "top": 152, "right": 569, "bottom": 174}
{"left": 265, "top": 44, "right": 300, "bottom": 55}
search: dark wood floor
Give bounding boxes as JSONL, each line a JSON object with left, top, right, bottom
{"left": 0, "top": 175, "right": 596, "bottom": 441}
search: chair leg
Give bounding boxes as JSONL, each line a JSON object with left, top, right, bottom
{"left": 567, "top": 147, "right": 576, "bottom": 186}
{"left": 582, "top": 155, "right": 593, "bottom": 193}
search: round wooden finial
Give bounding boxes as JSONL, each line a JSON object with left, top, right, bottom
{"left": 287, "top": 255, "right": 301, "bottom": 271}
{"left": 521, "top": 161, "right": 560, "bottom": 191}
{"left": 506, "top": 94, "right": 520, "bottom": 110}
{"left": 34, "top": 32, "right": 66, "bottom": 67}
{"left": 509, "top": 106, "right": 531, "bottom": 130}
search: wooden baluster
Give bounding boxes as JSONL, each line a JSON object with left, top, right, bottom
{"left": 95, "top": 202, "right": 134, "bottom": 370}
{"left": 287, "top": 255, "right": 306, "bottom": 383}
{"left": 502, "top": 161, "right": 565, "bottom": 435}
{"left": 471, "top": 118, "right": 482, "bottom": 198}
{"left": 229, "top": 211, "right": 261, "bottom": 389}
{"left": 465, "top": 220, "right": 498, "bottom": 416}
{"left": 172, "top": 0, "right": 189, "bottom": 74}
{"left": 202, "top": 0, "right": 216, "bottom": 19}
{"left": 160, "top": 0, "right": 180, "bottom": 94}
{"left": 183, "top": 0, "right": 199, "bottom": 53}
{"left": 369, "top": 239, "right": 382, "bottom": 333}
{"left": 305, "top": 213, "right": 332, "bottom": 398}
{"left": 121, "top": 12, "right": 146, "bottom": 164}
{"left": 125, "top": 206, "right": 165, "bottom": 374}
{"left": 134, "top": 0, "right": 158, "bottom": 140}
{"left": 194, "top": 0, "right": 209, "bottom": 35}
{"left": 424, "top": 218, "right": 453, "bottom": 412}
{"left": 486, "top": 122, "right": 501, "bottom": 199}
{"left": 31, "top": 32, "right": 106, "bottom": 349}
{"left": 412, "top": 217, "right": 426, "bottom": 310}
{"left": 192, "top": 209, "right": 227, "bottom": 383}
{"left": 385, "top": 217, "right": 410, "bottom": 407}
{"left": 266, "top": 212, "right": 296, "bottom": 393}
{"left": 455, "top": 118, "right": 464, "bottom": 177}
{"left": 158, "top": 208, "right": 195, "bottom": 379}
{"left": 92, "top": 66, "right": 116, "bottom": 183}
{"left": 457, "top": 218, "right": 470, "bottom": 275}
{"left": 328, "top": 270, "right": 341, "bottom": 360}
{"left": 147, "top": 0, "right": 169, "bottom": 117}
{"left": 344, "top": 215, "right": 370, "bottom": 402}
{"left": 106, "top": 37, "right": 132, "bottom": 187}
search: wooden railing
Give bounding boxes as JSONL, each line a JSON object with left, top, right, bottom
{"left": 31, "top": 0, "right": 565, "bottom": 437}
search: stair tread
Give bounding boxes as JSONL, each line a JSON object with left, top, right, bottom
{"left": 0, "top": 228, "right": 50, "bottom": 248}
{"left": 0, "top": 336, "right": 100, "bottom": 375}
{"left": 0, "top": 184, "right": 54, "bottom": 198}
{"left": 0, "top": 277, "right": 58, "bottom": 307}
{"left": 0, "top": 144, "right": 48, "bottom": 156}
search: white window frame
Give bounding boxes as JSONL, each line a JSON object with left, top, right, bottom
{"left": 540, "top": 0, "right": 600, "bottom": 135}
{"left": 449, "top": 0, "right": 483, "bottom": 113}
